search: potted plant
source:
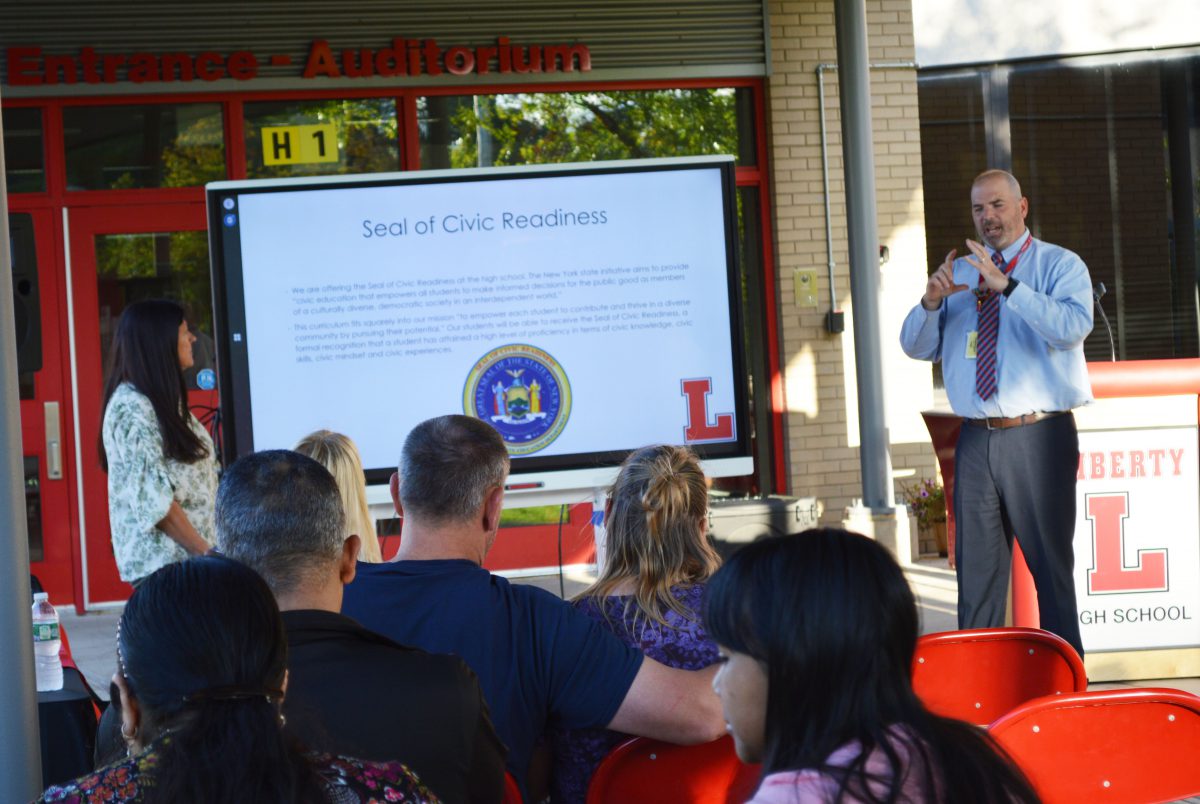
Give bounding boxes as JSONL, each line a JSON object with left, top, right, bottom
{"left": 902, "top": 478, "right": 947, "bottom": 557}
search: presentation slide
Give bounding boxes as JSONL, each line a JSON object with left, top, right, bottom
{"left": 209, "top": 158, "right": 749, "bottom": 480}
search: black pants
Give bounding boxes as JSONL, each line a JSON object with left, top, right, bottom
{"left": 953, "top": 412, "right": 1084, "bottom": 657}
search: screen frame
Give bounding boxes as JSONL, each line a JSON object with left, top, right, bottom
{"left": 206, "top": 155, "right": 752, "bottom": 489}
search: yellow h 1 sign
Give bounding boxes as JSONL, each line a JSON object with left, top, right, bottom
{"left": 261, "top": 124, "right": 338, "bottom": 165}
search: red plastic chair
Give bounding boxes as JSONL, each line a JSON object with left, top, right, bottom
{"left": 585, "top": 735, "right": 761, "bottom": 804}
{"left": 911, "top": 627, "right": 1087, "bottom": 725}
{"left": 989, "top": 687, "right": 1200, "bottom": 803}
{"left": 501, "top": 771, "right": 522, "bottom": 804}
{"left": 55, "top": 621, "right": 105, "bottom": 722}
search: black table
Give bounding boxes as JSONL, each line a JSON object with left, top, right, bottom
{"left": 37, "top": 666, "right": 99, "bottom": 789}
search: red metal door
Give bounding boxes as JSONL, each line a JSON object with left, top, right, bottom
{"left": 13, "top": 208, "right": 77, "bottom": 606}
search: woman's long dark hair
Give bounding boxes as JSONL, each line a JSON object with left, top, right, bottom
{"left": 704, "top": 529, "right": 1040, "bottom": 804}
{"left": 99, "top": 299, "right": 207, "bottom": 471}
{"left": 117, "top": 556, "right": 325, "bottom": 803}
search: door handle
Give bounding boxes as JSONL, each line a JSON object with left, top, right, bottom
{"left": 44, "top": 401, "right": 62, "bottom": 480}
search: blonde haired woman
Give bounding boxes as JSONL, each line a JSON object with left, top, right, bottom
{"left": 551, "top": 444, "right": 722, "bottom": 803}
{"left": 293, "top": 430, "right": 383, "bottom": 563}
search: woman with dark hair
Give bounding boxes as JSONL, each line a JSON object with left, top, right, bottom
{"left": 552, "top": 445, "right": 722, "bottom": 802}
{"left": 100, "top": 299, "right": 217, "bottom": 586}
{"left": 39, "top": 555, "right": 436, "bottom": 803}
{"left": 704, "top": 529, "right": 1040, "bottom": 803}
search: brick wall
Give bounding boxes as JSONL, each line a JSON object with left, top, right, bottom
{"left": 767, "top": 0, "right": 939, "bottom": 532}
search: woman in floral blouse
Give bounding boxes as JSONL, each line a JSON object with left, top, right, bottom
{"left": 38, "top": 555, "right": 438, "bottom": 803}
{"left": 100, "top": 300, "right": 218, "bottom": 585}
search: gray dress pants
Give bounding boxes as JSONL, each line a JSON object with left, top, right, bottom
{"left": 953, "top": 412, "right": 1084, "bottom": 657}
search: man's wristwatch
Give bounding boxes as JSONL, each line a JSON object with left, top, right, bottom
{"left": 1002, "top": 278, "right": 1019, "bottom": 298}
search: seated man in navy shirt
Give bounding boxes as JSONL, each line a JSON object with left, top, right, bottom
{"left": 217, "top": 449, "right": 507, "bottom": 803}
{"left": 342, "top": 415, "right": 725, "bottom": 795}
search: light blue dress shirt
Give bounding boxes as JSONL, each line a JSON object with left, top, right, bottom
{"left": 899, "top": 229, "right": 1094, "bottom": 418}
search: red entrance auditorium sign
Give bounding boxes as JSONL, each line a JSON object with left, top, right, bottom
{"left": 5, "top": 37, "right": 592, "bottom": 86}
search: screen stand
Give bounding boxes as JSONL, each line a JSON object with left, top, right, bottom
{"left": 591, "top": 487, "right": 608, "bottom": 572}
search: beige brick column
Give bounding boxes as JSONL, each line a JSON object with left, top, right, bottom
{"left": 766, "top": 0, "right": 941, "bottom": 537}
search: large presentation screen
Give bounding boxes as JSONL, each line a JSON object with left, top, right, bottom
{"left": 207, "top": 156, "right": 751, "bottom": 489}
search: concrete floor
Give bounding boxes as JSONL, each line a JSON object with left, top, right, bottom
{"left": 57, "top": 556, "right": 1200, "bottom": 701}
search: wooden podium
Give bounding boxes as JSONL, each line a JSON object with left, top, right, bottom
{"left": 922, "top": 359, "right": 1200, "bottom": 681}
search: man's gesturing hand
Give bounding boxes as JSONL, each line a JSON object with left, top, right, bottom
{"left": 963, "top": 238, "right": 1010, "bottom": 293}
{"left": 922, "top": 249, "right": 969, "bottom": 310}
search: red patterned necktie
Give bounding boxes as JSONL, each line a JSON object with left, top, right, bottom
{"left": 974, "top": 250, "right": 1006, "bottom": 400}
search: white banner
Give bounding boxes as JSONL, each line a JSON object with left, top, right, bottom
{"left": 1074, "top": 424, "right": 1200, "bottom": 652}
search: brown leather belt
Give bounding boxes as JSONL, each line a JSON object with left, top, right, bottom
{"left": 964, "top": 411, "right": 1068, "bottom": 430}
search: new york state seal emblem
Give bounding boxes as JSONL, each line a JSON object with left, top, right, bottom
{"left": 464, "top": 344, "right": 571, "bottom": 455}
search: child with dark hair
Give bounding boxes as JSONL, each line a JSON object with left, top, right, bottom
{"left": 39, "top": 556, "right": 437, "bottom": 803}
{"left": 704, "top": 529, "right": 1040, "bottom": 803}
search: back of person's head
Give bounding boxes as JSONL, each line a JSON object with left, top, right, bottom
{"left": 583, "top": 444, "right": 720, "bottom": 627}
{"left": 215, "top": 449, "right": 346, "bottom": 597}
{"left": 293, "top": 430, "right": 382, "bottom": 562}
{"left": 704, "top": 529, "right": 1038, "bottom": 804}
{"left": 99, "top": 298, "right": 205, "bottom": 469}
{"left": 107, "top": 298, "right": 185, "bottom": 394}
{"left": 399, "top": 414, "right": 510, "bottom": 523}
{"left": 117, "top": 555, "right": 322, "bottom": 803}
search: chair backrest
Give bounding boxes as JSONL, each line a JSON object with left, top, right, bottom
{"left": 56, "top": 621, "right": 106, "bottom": 723}
{"left": 912, "top": 627, "right": 1087, "bottom": 724}
{"left": 501, "top": 770, "right": 522, "bottom": 804}
{"left": 989, "top": 687, "right": 1200, "bottom": 803}
{"left": 586, "top": 735, "right": 761, "bottom": 804}
{"left": 58, "top": 619, "right": 76, "bottom": 669}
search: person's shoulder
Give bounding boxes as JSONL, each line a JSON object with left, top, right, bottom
{"left": 348, "top": 558, "right": 478, "bottom": 593}
{"left": 499, "top": 573, "right": 555, "bottom": 600}
{"left": 572, "top": 592, "right": 609, "bottom": 619}
{"left": 343, "top": 560, "right": 494, "bottom": 633}
{"left": 669, "top": 582, "right": 707, "bottom": 605}
{"left": 361, "top": 624, "right": 482, "bottom": 684}
{"left": 105, "top": 382, "right": 153, "bottom": 417}
{"left": 289, "top": 608, "right": 455, "bottom": 662}
{"left": 747, "top": 770, "right": 832, "bottom": 803}
{"left": 112, "top": 381, "right": 149, "bottom": 402}
{"left": 498, "top": 579, "right": 621, "bottom": 650}
{"left": 1032, "top": 238, "right": 1087, "bottom": 270}
{"left": 312, "top": 753, "right": 439, "bottom": 802}
{"left": 512, "top": 578, "right": 596, "bottom": 625}
{"left": 38, "top": 753, "right": 149, "bottom": 803}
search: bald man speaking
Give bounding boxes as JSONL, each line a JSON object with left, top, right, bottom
{"left": 900, "top": 169, "right": 1093, "bottom": 657}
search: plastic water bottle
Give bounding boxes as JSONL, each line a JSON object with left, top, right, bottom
{"left": 32, "top": 592, "right": 63, "bottom": 692}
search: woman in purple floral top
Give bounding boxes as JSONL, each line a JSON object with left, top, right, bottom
{"left": 551, "top": 445, "right": 721, "bottom": 804}
{"left": 37, "top": 556, "right": 438, "bottom": 804}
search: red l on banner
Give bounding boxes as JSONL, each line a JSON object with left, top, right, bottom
{"left": 1087, "top": 492, "right": 1169, "bottom": 594}
{"left": 680, "top": 378, "right": 735, "bottom": 443}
